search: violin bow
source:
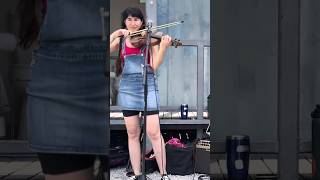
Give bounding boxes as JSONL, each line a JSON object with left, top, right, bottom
{"left": 121, "top": 21, "right": 184, "bottom": 38}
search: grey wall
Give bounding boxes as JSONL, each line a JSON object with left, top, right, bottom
{"left": 300, "top": 0, "right": 320, "bottom": 146}
{"left": 156, "top": 0, "right": 210, "bottom": 107}
{"left": 212, "top": 0, "right": 320, "bottom": 153}
{"left": 212, "top": 0, "right": 279, "bottom": 150}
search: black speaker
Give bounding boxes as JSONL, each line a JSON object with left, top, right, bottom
{"left": 195, "top": 140, "right": 210, "bottom": 174}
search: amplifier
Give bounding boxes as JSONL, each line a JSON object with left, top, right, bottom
{"left": 195, "top": 140, "right": 210, "bottom": 174}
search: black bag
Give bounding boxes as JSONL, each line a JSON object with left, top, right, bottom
{"left": 166, "top": 143, "right": 195, "bottom": 175}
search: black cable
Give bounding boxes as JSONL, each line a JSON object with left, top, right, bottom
{"left": 140, "top": 22, "right": 154, "bottom": 180}
{"left": 157, "top": 103, "right": 165, "bottom": 178}
{"left": 192, "top": 139, "right": 198, "bottom": 180}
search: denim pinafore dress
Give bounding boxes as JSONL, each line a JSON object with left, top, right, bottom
{"left": 117, "top": 40, "right": 160, "bottom": 111}
{"left": 27, "top": 0, "right": 108, "bottom": 154}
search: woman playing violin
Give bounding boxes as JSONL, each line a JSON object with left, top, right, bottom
{"left": 110, "top": 7, "right": 171, "bottom": 180}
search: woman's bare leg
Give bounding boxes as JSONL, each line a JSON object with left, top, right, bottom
{"left": 124, "top": 115, "right": 141, "bottom": 175}
{"left": 146, "top": 114, "right": 167, "bottom": 175}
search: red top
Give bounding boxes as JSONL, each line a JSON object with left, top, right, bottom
{"left": 120, "top": 41, "right": 151, "bottom": 64}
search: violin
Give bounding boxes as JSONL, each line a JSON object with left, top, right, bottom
{"left": 119, "top": 21, "right": 184, "bottom": 48}
{"left": 129, "top": 31, "right": 182, "bottom": 48}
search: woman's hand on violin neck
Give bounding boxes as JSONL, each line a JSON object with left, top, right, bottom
{"left": 116, "top": 29, "right": 130, "bottom": 37}
{"left": 159, "top": 35, "right": 172, "bottom": 49}
{"left": 110, "top": 29, "right": 128, "bottom": 43}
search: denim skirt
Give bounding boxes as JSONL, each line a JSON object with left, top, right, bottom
{"left": 27, "top": 39, "right": 108, "bottom": 154}
{"left": 117, "top": 54, "right": 160, "bottom": 111}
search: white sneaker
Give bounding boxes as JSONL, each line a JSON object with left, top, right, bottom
{"left": 128, "top": 175, "right": 138, "bottom": 180}
{"left": 161, "top": 174, "right": 170, "bottom": 180}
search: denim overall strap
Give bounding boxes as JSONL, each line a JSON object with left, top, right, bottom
{"left": 140, "top": 45, "right": 146, "bottom": 55}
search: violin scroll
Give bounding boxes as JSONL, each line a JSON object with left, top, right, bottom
{"left": 171, "top": 38, "right": 182, "bottom": 48}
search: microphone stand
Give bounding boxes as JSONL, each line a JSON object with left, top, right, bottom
{"left": 140, "top": 21, "right": 152, "bottom": 180}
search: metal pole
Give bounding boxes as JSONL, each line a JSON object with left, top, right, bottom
{"left": 140, "top": 20, "right": 153, "bottom": 180}
{"left": 277, "top": 0, "right": 300, "bottom": 179}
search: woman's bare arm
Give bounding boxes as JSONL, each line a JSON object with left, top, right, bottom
{"left": 151, "top": 35, "right": 172, "bottom": 70}
{"left": 110, "top": 29, "right": 129, "bottom": 54}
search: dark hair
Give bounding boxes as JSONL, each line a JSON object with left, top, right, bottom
{"left": 116, "top": 7, "right": 145, "bottom": 76}
{"left": 120, "top": 7, "right": 145, "bottom": 29}
{"left": 17, "top": 0, "right": 46, "bottom": 49}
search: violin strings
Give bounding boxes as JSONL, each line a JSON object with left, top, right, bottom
{"left": 149, "top": 21, "right": 182, "bottom": 31}
{"left": 127, "top": 21, "right": 183, "bottom": 37}
{"left": 151, "top": 22, "right": 182, "bottom": 31}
